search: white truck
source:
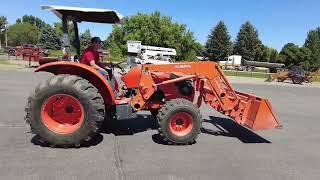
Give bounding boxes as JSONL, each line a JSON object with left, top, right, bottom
{"left": 219, "top": 55, "right": 242, "bottom": 69}
{"left": 127, "top": 41, "right": 176, "bottom": 65}
{"left": 219, "top": 55, "right": 285, "bottom": 72}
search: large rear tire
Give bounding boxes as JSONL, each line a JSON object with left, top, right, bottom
{"left": 25, "top": 74, "right": 105, "bottom": 148}
{"left": 292, "top": 76, "right": 304, "bottom": 84}
{"left": 157, "top": 99, "right": 202, "bottom": 145}
{"left": 8, "top": 50, "right": 15, "bottom": 56}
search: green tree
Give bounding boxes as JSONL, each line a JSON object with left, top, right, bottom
{"left": 269, "top": 49, "right": 278, "bottom": 63}
{"left": 80, "top": 29, "right": 92, "bottom": 52}
{"left": 304, "top": 28, "right": 320, "bottom": 51}
{"left": 0, "top": 16, "right": 7, "bottom": 48}
{"left": 234, "top": 21, "right": 262, "bottom": 61}
{"left": 205, "top": 21, "right": 233, "bottom": 61}
{"left": 7, "top": 23, "right": 40, "bottom": 46}
{"left": 255, "top": 45, "right": 270, "bottom": 62}
{"left": 278, "top": 43, "right": 299, "bottom": 67}
{"left": 19, "top": 15, "right": 47, "bottom": 29}
{"left": 0, "top": 16, "right": 6, "bottom": 29}
{"left": 54, "top": 22, "right": 65, "bottom": 37}
{"left": 104, "top": 25, "right": 126, "bottom": 57}
{"left": 278, "top": 43, "right": 312, "bottom": 70}
{"left": 54, "top": 22, "right": 76, "bottom": 50}
{"left": 254, "top": 45, "right": 278, "bottom": 62}
{"left": 105, "top": 19, "right": 129, "bottom": 57}
{"left": 38, "top": 25, "right": 61, "bottom": 50}
{"left": 304, "top": 27, "right": 320, "bottom": 70}
{"left": 106, "top": 12, "right": 200, "bottom": 61}
{"left": 297, "top": 47, "right": 312, "bottom": 70}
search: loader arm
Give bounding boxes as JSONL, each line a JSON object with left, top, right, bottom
{"left": 131, "top": 61, "right": 281, "bottom": 131}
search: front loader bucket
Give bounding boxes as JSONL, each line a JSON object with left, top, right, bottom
{"left": 236, "top": 92, "right": 282, "bottom": 131}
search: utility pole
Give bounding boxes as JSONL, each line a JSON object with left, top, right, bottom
{"left": 5, "top": 23, "right": 7, "bottom": 47}
{"left": 0, "top": 26, "right": 2, "bottom": 49}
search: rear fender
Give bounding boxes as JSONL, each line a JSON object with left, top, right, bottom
{"left": 35, "top": 61, "right": 115, "bottom": 106}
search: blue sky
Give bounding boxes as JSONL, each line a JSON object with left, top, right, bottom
{"left": 1, "top": 0, "right": 319, "bottom": 50}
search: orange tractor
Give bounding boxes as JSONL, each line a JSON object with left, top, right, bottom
{"left": 266, "top": 66, "right": 312, "bottom": 84}
{"left": 25, "top": 6, "right": 281, "bottom": 147}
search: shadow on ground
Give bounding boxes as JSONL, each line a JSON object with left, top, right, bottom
{"left": 101, "top": 115, "right": 158, "bottom": 135}
{"left": 201, "top": 116, "right": 270, "bottom": 143}
{"left": 31, "top": 134, "right": 104, "bottom": 148}
{"left": 31, "top": 114, "right": 270, "bottom": 148}
{"left": 31, "top": 114, "right": 158, "bottom": 148}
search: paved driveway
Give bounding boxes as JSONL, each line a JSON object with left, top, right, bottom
{"left": 0, "top": 70, "right": 319, "bottom": 180}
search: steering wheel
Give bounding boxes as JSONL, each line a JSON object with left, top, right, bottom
{"left": 110, "top": 59, "right": 127, "bottom": 75}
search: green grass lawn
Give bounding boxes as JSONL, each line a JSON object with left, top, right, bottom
{"left": 0, "top": 60, "right": 12, "bottom": 65}
{"left": 48, "top": 50, "right": 77, "bottom": 57}
{"left": 254, "top": 68, "right": 269, "bottom": 73}
{"left": 223, "top": 70, "right": 269, "bottom": 78}
{"left": 48, "top": 50, "right": 63, "bottom": 57}
{"left": 311, "top": 76, "right": 320, "bottom": 82}
{"left": 223, "top": 70, "right": 320, "bottom": 81}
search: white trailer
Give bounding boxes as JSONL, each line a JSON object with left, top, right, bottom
{"left": 127, "top": 41, "right": 176, "bottom": 65}
{"left": 219, "top": 55, "right": 285, "bottom": 72}
{"left": 219, "top": 55, "right": 242, "bottom": 68}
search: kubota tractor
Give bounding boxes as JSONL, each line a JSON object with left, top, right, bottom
{"left": 25, "top": 6, "right": 281, "bottom": 147}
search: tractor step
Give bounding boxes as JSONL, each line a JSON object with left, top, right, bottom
{"left": 116, "top": 103, "right": 137, "bottom": 120}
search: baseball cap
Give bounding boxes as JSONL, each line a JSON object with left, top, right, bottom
{"left": 91, "top": 37, "right": 102, "bottom": 43}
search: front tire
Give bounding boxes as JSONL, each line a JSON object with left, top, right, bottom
{"left": 25, "top": 74, "right": 105, "bottom": 147}
{"left": 292, "top": 76, "right": 304, "bottom": 84}
{"left": 157, "top": 99, "right": 202, "bottom": 145}
{"left": 8, "top": 50, "right": 15, "bottom": 56}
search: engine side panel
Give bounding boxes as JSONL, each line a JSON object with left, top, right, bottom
{"left": 121, "top": 65, "right": 142, "bottom": 89}
{"left": 151, "top": 72, "right": 194, "bottom": 102}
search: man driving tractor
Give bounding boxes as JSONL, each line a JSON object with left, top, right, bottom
{"left": 80, "top": 37, "right": 119, "bottom": 93}
{"left": 80, "top": 37, "right": 112, "bottom": 80}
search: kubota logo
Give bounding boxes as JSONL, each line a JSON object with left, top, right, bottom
{"left": 175, "top": 65, "right": 192, "bottom": 69}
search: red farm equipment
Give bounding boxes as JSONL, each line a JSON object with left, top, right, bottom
{"left": 25, "top": 6, "right": 281, "bottom": 147}
{"left": 9, "top": 44, "right": 48, "bottom": 64}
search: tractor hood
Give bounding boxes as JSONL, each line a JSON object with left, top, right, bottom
{"left": 41, "top": 5, "right": 124, "bottom": 24}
